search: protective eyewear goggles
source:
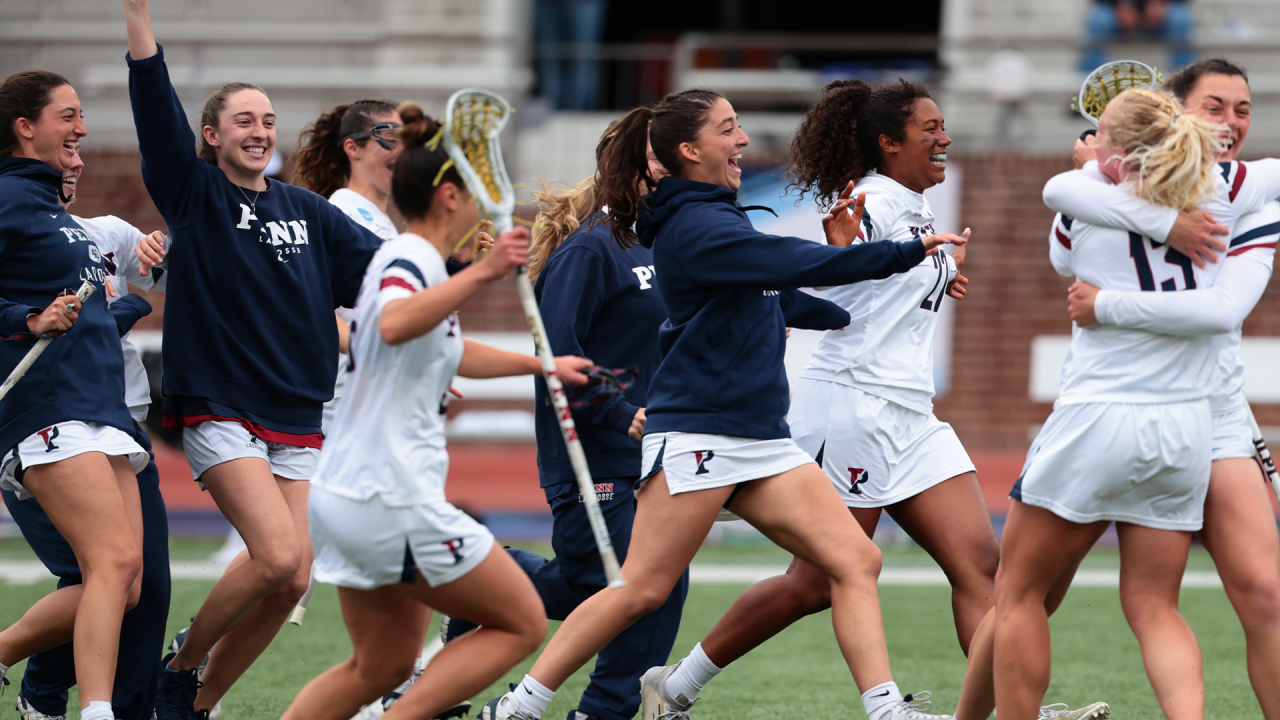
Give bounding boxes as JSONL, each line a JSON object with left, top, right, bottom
{"left": 344, "top": 121, "right": 402, "bottom": 151}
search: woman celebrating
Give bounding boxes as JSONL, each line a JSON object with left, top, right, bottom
{"left": 1032, "top": 59, "right": 1280, "bottom": 720}
{"left": 652, "top": 78, "right": 994, "bottom": 716}
{"left": 0, "top": 71, "right": 148, "bottom": 720}
{"left": 280, "top": 105, "right": 591, "bottom": 720}
{"left": 122, "top": 3, "right": 383, "bottom": 719}
{"left": 482, "top": 88, "right": 963, "bottom": 720}
{"left": 451, "top": 130, "right": 689, "bottom": 720}
{"left": 995, "top": 89, "right": 1226, "bottom": 720}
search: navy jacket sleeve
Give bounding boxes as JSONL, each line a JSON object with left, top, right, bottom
{"left": 540, "top": 247, "right": 639, "bottom": 437}
{"left": 127, "top": 46, "right": 206, "bottom": 227}
{"left": 445, "top": 258, "right": 469, "bottom": 276}
{"left": 0, "top": 190, "right": 42, "bottom": 336}
{"left": 320, "top": 203, "right": 382, "bottom": 308}
{"left": 677, "top": 203, "right": 926, "bottom": 290}
{"left": 108, "top": 294, "right": 152, "bottom": 337}
{"left": 778, "top": 289, "right": 850, "bottom": 330}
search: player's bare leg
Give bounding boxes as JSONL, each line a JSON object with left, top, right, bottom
{"left": 699, "top": 508, "right": 879, "bottom": 667}
{"left": 1198, "top": 457, "right": 1280, "bottom": 719}
{"left": 525, "top": 471, "right": 730, "bottom": 690}
{"left": 10, "top": 453, "right": 143, "bottom": 705}
{"left": 993, "top": 502, "right": 1107, "bottom": 720}
{"left": 955, "top": 556, "right": 1083, "bottom": 720}
{"left": 168, "top": 458, "right": 302, "bottom": 676}
{"left": 730, "top": 464, "right": 892, "bottom": 690}
{"left": 1116, "top": 523, "right": 1203, "bottom": 720}
{"left": 194, "top": 476, "right": 312, "bottom": 711}
{"left": 280, "top": 585, "right": 431, "bottom": 720}
{"left": 886, "top": 472, "right": 999, "bottom": 653}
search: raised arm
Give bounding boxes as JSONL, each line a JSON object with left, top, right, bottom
{"left": 123, "top": 0, "right": 158, "bottom": 60}
{"left": 677, "top": 203, "right": 935, "bottom": 290}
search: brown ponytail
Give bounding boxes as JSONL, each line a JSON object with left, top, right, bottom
{"left": 391, "top": 101, "right": 465, "bottom": 220}
{"left": 292, "top": 99, "right": 398, "bottom": 197}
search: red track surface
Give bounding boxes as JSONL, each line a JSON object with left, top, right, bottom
{"left": 155, "top": 441, "right": 1030, "bottom": 515}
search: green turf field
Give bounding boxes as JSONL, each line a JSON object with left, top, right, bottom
{"left": 0, "top": 537, "right": 1260, "bottom": 719}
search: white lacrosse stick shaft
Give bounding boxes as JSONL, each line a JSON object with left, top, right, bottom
{"left": 288, "top": 564, "right": 316, "bottom": 626}
{"left": 0, "top": 281, "right": 97, "bottom": 403}
{"left": 1245, "top": 401, "right": 1280, "bottom": 500}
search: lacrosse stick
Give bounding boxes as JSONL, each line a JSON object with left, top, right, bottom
{"left": 287, "top": 565, "right": 315, "bottom": 626}
{"left": 0, "top": 281, "right": 97, "bottom": 403}
{"left": 442, "top": 88, "right": 625, "bottom": 589}
{"left": 1072, "top": 60, "right": 1162, "bottom": 127}
{"left": 1244, "top": 402, "right": 1280, "bottom": 500}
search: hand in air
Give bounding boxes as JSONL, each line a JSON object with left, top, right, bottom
{"left": 628, "top": 408, "right": 646, "bottom": 441}
{"left": 553, "top": 355, "right": 593, "bottom": 386}
{"left": 1168, "top": 209, "right": 1228, "bottom": 268}
{"left": 1073, "top": 133, "right": 1098, "bottom": 170}
{"left": 135, "top": 230, "right": 166, "bottom": 277}
{"left": 27, "top": 294, "right": 81, "bottom": 334}
{"left": 453, "top": 220, "right": 496, "bottom": 265}
{"left": 823, "top": 182, "right": 866, "bottom": 248}
{"left": 922, "top": 227, "right": 969, "bottom": 256}
{"left": 1067, "top": 281, "right": 1100, "bottom": 327}
{"left": 475, "top": 225, "right": 530, "bottom": 281}
{"left": 946, "top": 273, "right": 969, "bottom": 300}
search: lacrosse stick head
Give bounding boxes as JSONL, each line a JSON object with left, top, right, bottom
{"left": 442, "top": 89, "right": 516, "bottom": 235}
{"left": 1073, "top": 60, "right": 1163, "bottom": 127}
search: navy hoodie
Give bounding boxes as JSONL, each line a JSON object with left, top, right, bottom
{"left": 532, "top": 213, "right": 664, "bottom": 486}
{"left": 128, "top": 47, "right": 382, "bottom": 445}
{"left": 0, "top": 157, "right": 131, "bottom": 454}
{"left": 637, "top": 178, "right": 925, "bottom": 440}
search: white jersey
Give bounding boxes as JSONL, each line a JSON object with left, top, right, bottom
{"left": 1046, "top": 159, "right": 1280, "bottom": 411}
{"left": 1048, "top": 165, "right": 1220, "bottom": 404}
{"left": 802, "top": 172, "right": 957, "bottom": 414}
{"left": 312, "top": 233, "right": 463, "bottom": 507}
{"left": 73, "top": 214, "right": 169, "bottom": 422}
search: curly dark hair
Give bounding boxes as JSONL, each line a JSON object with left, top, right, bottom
{"left": 292, "top": 99, "right": 398, "bottom": 197}
{"left": 1163, "top": 58, "right": 1248, "bottom": 104}
{"left": 787, "top": 78, "right": 931, "bottom": 210}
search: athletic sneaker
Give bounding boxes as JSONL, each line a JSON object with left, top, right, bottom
{"left": 1039, "top": 702, "right": 1111, "bottom": 719}
{"left": 871, "top": 692, "right": 954, "bottom": 720}
{"left": 168, "top": 627, "right": 221, "bottom": 720}
{"left": 478, "top": 692, "right": 541, "bottom": 720}
{"left": 155, "top": 653, "right": 202, "bottom": 720}
{"left": 17, "top": 696, "right": 66, "bottom": 720}
{"left": 639, "top": 665, "right": 695, "bottom": 720}
{"left": 437, "top": 614, "right": 478, "bottom": 644}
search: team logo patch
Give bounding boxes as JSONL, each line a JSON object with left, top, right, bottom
{"left": 848, "top": 467, "right": 870, "bottom": 495}
{"left": 37, "top": 426, "right": 60, "bottom": 453}
{"left": 87, "top": 244, "right": 102, "bottom": 263}
{"left": 695, "top": 450, "right": 715, "bottom": 475}
{"left": 358, "top": 208, "right": 375, "bottom": 222}
{"left": 579, "top": 483, "right": 615, "bottom": 503}
{"left": 443, "top": 538, "right": 466, "bottom": 564}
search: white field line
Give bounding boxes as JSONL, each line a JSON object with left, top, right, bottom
{"left": 0, "top": 560, "right": 1224, "bottom": 588}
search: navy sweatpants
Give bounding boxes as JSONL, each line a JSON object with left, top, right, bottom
{"left": 1, "top": 422, "right": 171, "bottom": 720}
{"left": 506, "top": 477, "right": 688, "bottom": 720}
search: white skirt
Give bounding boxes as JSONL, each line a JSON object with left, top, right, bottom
{"left": 1013, "top": 400, "right": 1211, "bottom": 531}
{"left": 640, "top": 431, "right": 816, "bottom": 495}
{"left": 1, "top": 421, "right": 147, "bottom": 500}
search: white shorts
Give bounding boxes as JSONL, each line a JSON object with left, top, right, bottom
{"left": 0, "top": 421, "right": 148, "bottom": 500}
{"left": 183, "top": 420, "right": 319, "bottom": 484}
{"left": 309, "top": 485, "right": 494, "bottom": 589}
{"left": 1014, "top": 400, "right": 1212, "bottom": 531}
{"left": 1211, "top": 399, "right": 1255, "bottom": 462}
{"left": 789, "top": 379, "right": 975, "bottom": 508}
{"left": 640, "top": 431, "right": 816, "bottom": 496}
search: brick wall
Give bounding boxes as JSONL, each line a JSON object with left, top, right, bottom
{"left": 75, "top": 150, "right": 1280, "bottom": 452}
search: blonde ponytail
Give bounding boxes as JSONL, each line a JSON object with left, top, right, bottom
{"left": 1102, "top": 88, "right": 1226, "bottom": 211}
{"left": 529, "top": 176, "right": 602, "bottom": 280}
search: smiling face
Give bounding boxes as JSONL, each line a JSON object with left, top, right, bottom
{"left": 14, "top": 83, "right": 86, "bottom": 173}
{"left": 203, "top": 89, "right": 276, "bottom": 185}
{"left": 678, "top": 97, "right": 749, "bottom": 190}
{"left": 879, "top": 97, "right": 950, "bottom": 193}
{"left": 60, "top": 149, "right": 83, "bottom": 205}
{"left": 347, "top": 110, "right": 403, "bottom": 198}
{"left": 1182, "top": 73, "right": 1250, "bottom": 161}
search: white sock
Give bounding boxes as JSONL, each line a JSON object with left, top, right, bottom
{"left": 81, "top": 700, "right": 114, "bottom": 720}
{"left": 862, "top": 681, "right": 904, "bottom": 719}
{"left": 514, "top": 675, "right": 555, "bottom": 717}
{"left": 665, "top": 643, "right": 723, "bottom": 704}
{"left": 0, "top": 660, "right": 9, "bottom": 679}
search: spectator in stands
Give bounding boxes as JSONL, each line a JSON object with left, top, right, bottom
{"left": 1079, "top": 0, "right": 1195, "bottom": 72}
{"left": 537, "top": 0, "right": 607, "bottom": 111}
